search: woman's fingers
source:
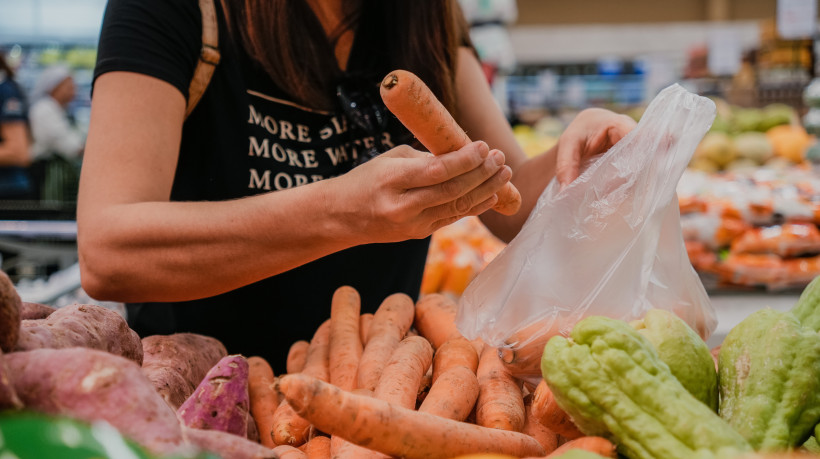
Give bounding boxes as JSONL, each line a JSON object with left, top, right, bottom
{"left": 419, "top": 164, "right": 511, "bottom": 223}
{"left": 393, "top": 141, "right": 491, "bottom": 189}
{"left": 410, "top": 149, "right": 507, "bottom": 207}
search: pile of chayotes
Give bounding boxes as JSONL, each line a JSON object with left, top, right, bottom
{"left": 2, "top": 267, "right": 820, "bottom": 459}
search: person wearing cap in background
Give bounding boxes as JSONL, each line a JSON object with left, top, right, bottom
{"left": 27, "top": 65, "right": 85, "bottom": 203}
{"left": 0, "top": 53, "right": 33, "bottom": 200}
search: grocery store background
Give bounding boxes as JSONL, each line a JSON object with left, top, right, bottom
{"left": 2, "top": 0, "right": 819, "bottom": 345}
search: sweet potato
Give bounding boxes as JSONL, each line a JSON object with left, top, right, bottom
{"left": 183, "top": 426, "right": 277, "bottom": 459}
{"left": 0, "top": 348, "right": 21, "bottom": 410}
{"left": 20, "top": 301, "right": 56, "bottom": 320}
{"left": 178, "top": 354, "right": 251, "bottom": 437}
{"left": 6, "top": 348, "right": 183, "bottom": 455}
{"left": 14, "top": 303, "right": 143, "bottom": 364}
{"left": 0, "top": 270, "right": 21, "bottom": 352}
{"left": 141, "top": 333, "right": 228, "bottom": 409}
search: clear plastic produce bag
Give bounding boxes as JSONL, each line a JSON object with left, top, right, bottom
{"left": 457, "top": 84, "right": 719, "bottom": 378}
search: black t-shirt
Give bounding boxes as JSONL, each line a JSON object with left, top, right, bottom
{"left": 93, "top": 0, "right": 429, "bottom": 373}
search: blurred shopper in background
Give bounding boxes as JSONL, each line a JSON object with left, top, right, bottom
{"left": 0, "top": 53, "right": 33, "bottom": 200}
{"left": 28, "top": 65, "right": 84, "bottom": 203}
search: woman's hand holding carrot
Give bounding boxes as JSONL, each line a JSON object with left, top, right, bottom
{"left": 331, "top": 140, "right": 510, "bottom": 243}
{"left": 380, "top": 69, "right": 522, "bottom": 216}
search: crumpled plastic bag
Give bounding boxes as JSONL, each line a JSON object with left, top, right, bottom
{"left": 456, "top": 84, "right": 719, "bottom": 378}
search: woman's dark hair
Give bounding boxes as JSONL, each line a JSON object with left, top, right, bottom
{"left": 0, "top": 53, "right": 15, "bottom": 80}
{"left": 219, "top": 0, "right": 472, "bottom": 112}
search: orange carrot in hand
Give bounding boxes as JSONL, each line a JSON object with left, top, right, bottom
{"left": 380, "top": 69, "right": 522, "bottom": 216}
{"left": 374, "top": 335, "right": 434, "bottom": 409}
{"left": 358, "top": 293, "right": 415, "bottom": 391}
{"left": 544, "top": 436, "right": 617, "bottom": 458}
{"left": 475, "top": 346, "right": 525, "bottom": 432}
{"left": 329, "top": 286, "right": 362, "bottom": 391}
{"left": 418, "top": 365, "right": 479, "bottom": 421}
{"left": 287, "top": 340, "right": 309, "bottom": 374}
{"left": 278, "top": 373, "right": 546, "bottom": 459}
{"left": 247, "top": 356, "right": 279, "bottom": 448}
{"left": 531, "top": 379, "right": 583, "bottom": 440}
{"left": 272, "top": 320, "right": 331, "bottom": 446}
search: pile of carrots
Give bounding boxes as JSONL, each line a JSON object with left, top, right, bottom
{"left": 246, "top": 285, "right": 616, "bottom": 459}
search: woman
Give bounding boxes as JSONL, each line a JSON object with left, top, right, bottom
{"left": 0, "top": 53, "right": 32, "bottom": 200}
{"left": 80, "top": 0, "right": 635, "bottom": 372}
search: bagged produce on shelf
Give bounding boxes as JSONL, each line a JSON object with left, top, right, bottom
{"left": 457, "top": 84, "right": 717, "bottom": 379}
{"left": 730, "top": 222, "right": 820, "bottom": 257}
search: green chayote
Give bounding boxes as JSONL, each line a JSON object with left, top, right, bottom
{"left": 631, "top": 308, "right": 718, "bottom": 411}
{"left": 792, "top": 275, "right": 820, "bottom": 332}
{"left": 719, "top": 308, "right": 820, "bottom": 450}
{"left": 541, "top": 316, "right": 750, "bottom": 459}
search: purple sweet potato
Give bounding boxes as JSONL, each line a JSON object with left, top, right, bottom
{"left": 178, "top": 354, "right": 250, "bottom": 437}
{"left": 182, "top": 426, "right": 278, "bottom": 459}
{"left": 0, "top": 348, "right": 22, "bottom": 410}
{"left": 14, "top": 303, "right": 143, "bottom": 364}
{"left": 141, "top": 333, "right": 228, "bottom": 409}
{"left": 20, "top": 301, "right": 57, "bottom": 320}
{"left": 6, "top": 348, "right": 184, "bottom": 455}
{"left": 0, "top": 270, "right": 21, "bottom": 352}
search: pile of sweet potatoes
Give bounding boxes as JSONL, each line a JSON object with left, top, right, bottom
{"left": 0, "top": 270, "right": 278, "bottom": 458}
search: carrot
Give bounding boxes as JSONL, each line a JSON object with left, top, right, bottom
{"left": 544, "top": 436, "right": 617, "bottom": 458}
{"left": 475, "top": 346, "right": 525, "bottom": 432}
{"left": 330, "top": 435, "right": 386, "bottom": 459}
{"left": 380, "top": 69, "right": 522, "bottom": 216}
{"left": 374, "top": 336, "right": 434, "bottom": 409}
{"left": 278, "top": 373, "right": 546, "bottom": 459}
{"left": 303, "top": 436, "right": 330, "bottom": 459}
{"left": 523, "top": 394, "right": 559, "bottom": 454}
{"left": 272, "top": 444, "right": 308, "bottom": 459}
{"left": 286, "top": 340, "right": 309, "bottom": 374}
{"left": 359, "top": 313, "right": 374, "bottom": 346}
{"left": 416, "top": 366, "right": 433, "bottom": 407}
{"left": 357, "top": 293, "right": 415, "bottom": 391}
{"left": 497, "top": 321, "right": 551, "bottom": 378}
{"left": 530, "top": 379, "right": 584, "bottom": 440}
{"left": 330, "top": 388, "right": 387, "bottom": 459}
{"left": 418, "top": 365, "right": 479, "bottom": 421}
{"left": 247, "top": 356, "right": 279, "bottom": 448}
{"left": 272, "top": 320, "right": 331, "bottom": 446}
{"left": 302, "top": 320, "right": 331, "bottom": 381}
{"left": 329, "top": 286, "right": 362, "bottom": 391}
{"left": 432, "top": 336, "right": 479, "bottom": 384}
{"left": 414, "top": 294, "right": 462, "bottom": 349}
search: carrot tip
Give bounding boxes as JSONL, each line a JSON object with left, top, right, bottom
{"left": 381, "top": 73, "right": 399, "bottom": 89}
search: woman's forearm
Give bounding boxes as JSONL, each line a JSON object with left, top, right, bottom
{"left": 78, "top": 178, "right": 356, "bottom": 303}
